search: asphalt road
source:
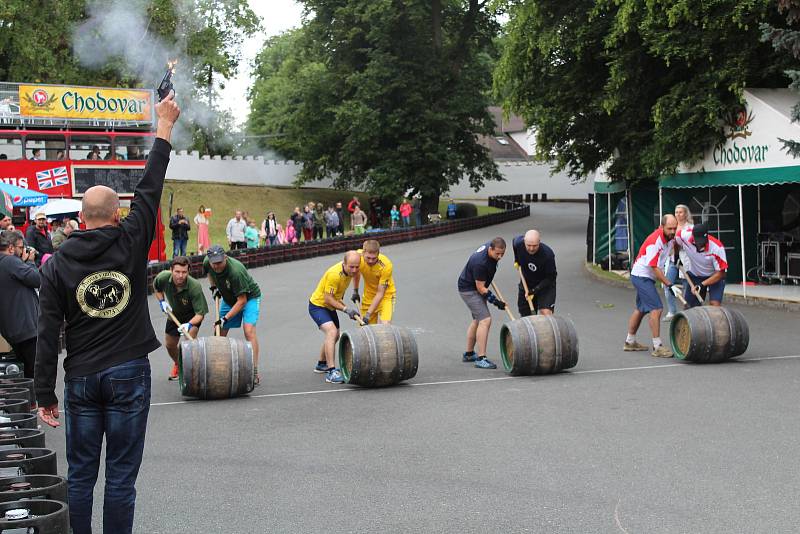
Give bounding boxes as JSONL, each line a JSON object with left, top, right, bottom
{"left": 40, "top": 202, "right": 800, "bottom": 533}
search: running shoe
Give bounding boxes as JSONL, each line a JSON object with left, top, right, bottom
{"left": 662, "top": 313, "right": 675, "bottom": 322}
{"left": 474, "top": 357, "right": 497, "bottom": 369}
{"left": 168, "top": 363, "right": 179, "bottom": 381}
{"left": 325, "top": 368, "right": 344, "bottom": 383}
{"left": 462, "top": 351, "right": 477, "bottom": 362}
{"left": 651, "top": 346, "right": 673, "bottom": 358}
{"left": 623, "top": 341, "right": 649, "bottom": 351}
{"left": 314, "top": 361, "right": 329, "bottom": 373}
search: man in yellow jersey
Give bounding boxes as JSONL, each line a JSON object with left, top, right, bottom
{"left": 308, "top": 250, "right": 362, "bottom": 383}
{"left": 350, "top": 239, "right": 396, "bottom": 324}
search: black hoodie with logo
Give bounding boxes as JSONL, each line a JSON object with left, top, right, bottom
{"left": 35, "top": 138, "right": 171, "bottom": 407}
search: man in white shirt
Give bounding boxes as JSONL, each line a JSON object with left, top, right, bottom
{"left": 624, "top": 214, "right": 678, "bottom": 358}
{"left": 225, "top": 210, "right": 247, "bottom": 250}
{"left": 674, "top": 223, "right": 727, "bottom": 307}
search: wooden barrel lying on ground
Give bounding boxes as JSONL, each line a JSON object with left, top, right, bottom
{"left": 500, "top": 315, "right": 579, "bottom": 376}
{"left": 0, "top": 399, "right": 29, "bottom": 415}
{"left": 0, "top": 388, "right": 30, "bottom": 407}
{"left": 0, "top": 499, "right": 69, "bottom": 533}
{"left": 0, "top": 475, "right": 68, "bottom": 504}
{"left": 179, "top": 337, "right": 255, "bottom": 399}
{"left": 338, "top": 324, "right": 418, "bottom": 387}
{"left": 669, "top": 306, "right": 749, "bottom": 362}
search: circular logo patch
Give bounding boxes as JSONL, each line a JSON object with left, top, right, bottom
{"left": 528, "top": 262, "right": 538, "bottom": 272}
{"left": 76, "top": 271, "right": 131, "bottom": 319}
{"left": 32, "top": 89, "right": 48, "bottom": 106}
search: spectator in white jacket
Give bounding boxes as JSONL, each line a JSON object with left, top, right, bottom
{"left": 226, "top": 211, "right": 248, "bottom": 250}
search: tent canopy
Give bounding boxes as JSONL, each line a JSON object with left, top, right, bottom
{"left": 0, "top": 182, "right": 48, "bottom": 207}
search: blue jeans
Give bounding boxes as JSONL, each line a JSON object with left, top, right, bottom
{"left": 663, "top": 263, "right": 680, "bottom": 314}
{"left": 402, "top": 215, "right": 410, "bottom": 227}
{"left": 172, "top": 238, "right": 187, "bottom": 257}
{"left": 65, "top": 357, "right": 151, "bottom": 534}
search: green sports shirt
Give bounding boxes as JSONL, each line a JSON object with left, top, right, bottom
{"left": 203, "top": 256, "right": 261, "bottom": 305}
{"left": 153, "top": 270, "right": 209, "bottom": 323}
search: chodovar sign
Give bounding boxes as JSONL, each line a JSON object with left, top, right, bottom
{"left": 712, "top": 142, "right": 769, "bottom": 166}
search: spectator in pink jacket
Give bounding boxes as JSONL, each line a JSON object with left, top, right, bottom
{"left": 399, "top": 199, "right": 413, "bottom": 227}
{"left": 285, "top": 218, "right": 298, "bottom": 243}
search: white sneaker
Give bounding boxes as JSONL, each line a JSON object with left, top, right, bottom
{"left": 662, "top": 313, "right": 675, "bottom": 321}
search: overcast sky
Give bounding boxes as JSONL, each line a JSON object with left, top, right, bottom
{"left": 226, "top": 0, "right": 304, "bottom": 126}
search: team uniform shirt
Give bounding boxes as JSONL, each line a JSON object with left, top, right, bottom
{"left": 310, "top": 262, "right": 353, "bottom": 310}
{"left": 203, "top": 256, "right": 261, "bottom": 306}
{"left": 675, "top": 228, "right": 728, "bottom": 277}
{"left": 630, "top": 228, "right": 672, "bottom": 280}
{"left": 153, "top": 270, "right": 209, "bottom": 324}
{"left": 457, "top": 242, "right": 499, "bottom": 292}
{"left": 357, "top": 250, "right": 396, "bottom": 298}
{"left": 512, "top": 236, "right": 557, "bottom": 292}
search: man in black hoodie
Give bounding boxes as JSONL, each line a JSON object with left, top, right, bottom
{"left": 35, "top": 93, "right": 180, "bottom": 534}
{"left": 0, "top": 230, "right": 39, "bottom": 380}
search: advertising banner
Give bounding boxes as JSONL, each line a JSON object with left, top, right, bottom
{"left": 18, "top": 85, "right": 153, "bottom": 123}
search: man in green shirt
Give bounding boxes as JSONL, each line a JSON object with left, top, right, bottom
{"left": 153, "top": 256, "right": 209, "bottom": 380}
{"left": 203, "top": 245, "right": 262, "bottom": 385}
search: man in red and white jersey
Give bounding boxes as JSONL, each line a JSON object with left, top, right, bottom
{"left": 674, "top": 223, "right": 727, "bottom": 307}
{"left": 625, "top": 214, "right": 678, "bottom": 358}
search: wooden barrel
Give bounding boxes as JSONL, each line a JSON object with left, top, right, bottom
{"left": 179, "top": 337, "right": 255, "bottom": 399}
{"left": 669, "top": 306, "right": 749, "bottom": 363}
{"left": 0, "top": 388, "right": 30, "bottom": 407}
{"left": 0, "top": 499, "right": 69, "bottom": 533}
{"left": 499, "top": 315, "right": 579, "bottom": 376}
{"left": 0, "top": 414, "right": 37, "bottom": 430}
{"left": 0, "top": 399, "right": 29, "bottom": 415}
{"left": 338, "top": 324, "right": 418, "bottom": 387}
{"left": 0, "top": 475, "right": 68, "bottom": 504}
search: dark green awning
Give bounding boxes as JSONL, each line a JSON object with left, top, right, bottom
{"left": 594, "top": 180, "right": 627, "bottom": 193}
{"left": 660, "top": 165, "right": 800, "bottom": 188}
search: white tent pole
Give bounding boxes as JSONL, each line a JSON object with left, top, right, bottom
{"left": 627, "top": 189, "right": 633, "bottom": 263}
{"left": 738, "top": 185, "right": 747, "bottom": 298}
{"left": 608, "top": 193, "right": 612, "bottom": 271}
{"left": 658, "top": 186, "right": 663, "bottom": 219}
{"left": 593, "top": 194, "right": 597, "bottom": 264}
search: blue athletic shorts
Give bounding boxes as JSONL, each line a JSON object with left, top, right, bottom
{"left": 308, "top": 301, "right": 339, "bottom": 329}
{"left": 631, "top": 275, "right": 663, "bottom": 313}
{"left": 219, "top": 297, "right": 261, "bottom": 328}
{"left": 684, "top": 272, "right": 726, "bottom": 307}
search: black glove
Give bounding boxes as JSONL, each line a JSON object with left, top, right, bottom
{"left": 214, "top": 316, "right": 228, "bottom": 329}
{"left": 209, "top": 286, "right": 221, "bottom": 300}
{"left": 493, "top": 298, "right": 507, "bottom": 310}
{"left": 350, "top": 290, "right": 360, "bottom": 304}
{"left": 344, "top": 306, "right": 359, "bottom": 320}
{"left": 362, "top": 312, "right": 371, "bottom": 324}
{"left": 486, "top": 290, "right": 498, "bottom": 304}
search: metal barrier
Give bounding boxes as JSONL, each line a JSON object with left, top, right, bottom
{"left": 147, "top": 199, "right": 530, "bottom": 292}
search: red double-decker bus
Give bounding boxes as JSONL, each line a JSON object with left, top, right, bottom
{"left": 0, "top": 82, "right": 167, "bottom": 262}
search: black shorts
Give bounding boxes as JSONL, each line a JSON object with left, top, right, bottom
{"left": 517, "top": 284, "right": 556, "bottom": 317}
{"left": 165, "top": 319, "right": 180, "bottom": 337}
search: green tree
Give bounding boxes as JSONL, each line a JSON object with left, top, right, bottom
{"left": 248, "top": 0, "right": 502, "bottom": 219}
{"left": 762, "top": 0, "right": 800, "bottom": 157}
{"left": 496, "top": 0, "right": 791, "bottom": 184}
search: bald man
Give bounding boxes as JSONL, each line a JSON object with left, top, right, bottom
{"left": 308, "top": 251, "right": 362, "bottom": 384}
{"left": 512, "top": 229, "right": 557, "bottom": 316}
{"left": 35, "top": 93, "right": 180, "bottom": 533}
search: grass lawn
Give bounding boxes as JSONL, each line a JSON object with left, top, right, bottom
{"left": 436, "top": 201, "right": 501, "bottom": 217}
{"left": 160, "top": 181, "right": 361, "bottom": 248}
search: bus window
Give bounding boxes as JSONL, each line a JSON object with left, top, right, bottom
{"left": 70, "top": 136, "right": 111, "bottom": 161}
{"left": 0, "top": 135, "right": 23, "bottom": 160}
{"left": 25, "top": 135, "right": 67, "bottom": 161}
{"left": 115, "top": 136, "right": 150, "bottom": 160}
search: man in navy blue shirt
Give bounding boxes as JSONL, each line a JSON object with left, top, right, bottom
{"left": 457, "top": 237, "right": 507, "bottom": 369}
{"left": 512, "top": 229, "right": 557, "bottom": 316}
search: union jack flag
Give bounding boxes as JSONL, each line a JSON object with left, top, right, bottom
{"left": 36, "top": 167, "right": 69, "bottom": 190}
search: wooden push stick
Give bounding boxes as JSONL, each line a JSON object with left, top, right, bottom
{"left": 676, "top": 263, "right": 703, "bottom": 305}
{"left": 167, "top": 310, "right": 194, "bottom": 340}
{"left": 517, "top": 265, "right": 535, "bottom": 314}
{"left": 214, "top": 296, "right": 222, "bottom": 336}
{"left": 490, "top": 282, "right": 517, "bottom": 322}
{"left": 355, "top": 314, "right": 367, "bottom": 327}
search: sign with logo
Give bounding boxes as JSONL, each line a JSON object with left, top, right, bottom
{"left": 19, "top": 85, "right": 153, "bottom": 123}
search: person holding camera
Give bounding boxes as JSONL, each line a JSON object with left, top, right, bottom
{"left": 457, "top": 237, "right": 507, "bottom": 369}
{"left": 0, "top": 230, "right": 39, "bottom": 380}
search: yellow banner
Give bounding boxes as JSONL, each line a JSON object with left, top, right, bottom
{"left": 19, "top": 85, "right": 153, "bottom": 122}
